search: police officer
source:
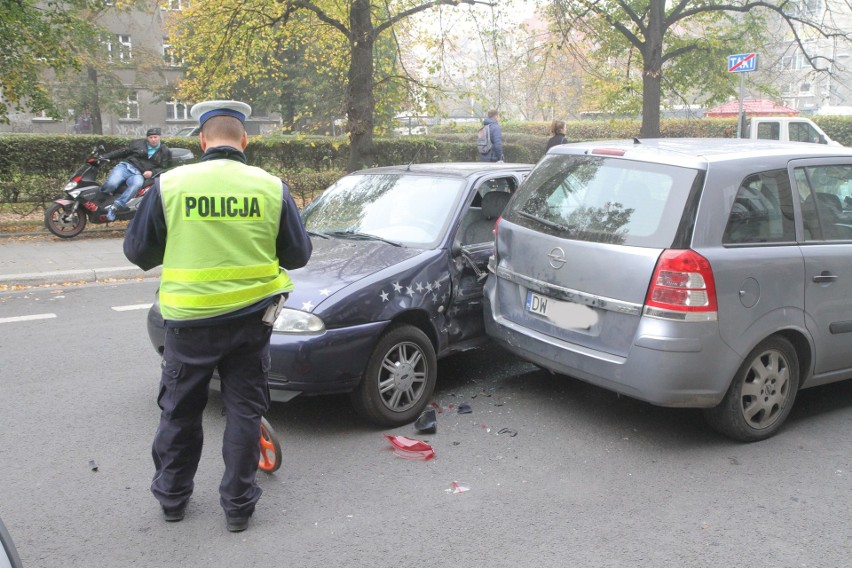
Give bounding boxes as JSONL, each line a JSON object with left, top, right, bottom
{"left": 124, "top": 100, "right": 312, "bottom": 532}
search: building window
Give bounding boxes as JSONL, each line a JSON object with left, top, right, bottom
{"left": 167, "top": 100, "right": 191, "bottom": 120}
{"left": 781, "top": 54, "right": 809, "bottom": 71}
{"left": 32, "top": 110, "right": 57, "bottom": 122}
{"left": 162, "top": 0, "right": 189, "bottom": 10}
{"left": 800, "top": 82, "right": 812, "bottom": 94}
{"left": 118, "top": 34, "right": 132, "bottom": 62}
{"left": 123, "top": 91, "right": 140, "bottom": 120}
{"left": 163, "top": 39, "right": 182, "bottom": 67}
{"left": 105, "top": 34, "right": 132, "bottom": 63}
{"left": 791, "top": 0, "right": 821, "bottom": 16}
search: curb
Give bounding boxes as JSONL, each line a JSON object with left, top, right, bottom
{"left": 0, "top": 266, "right": 161, "bottom": 288}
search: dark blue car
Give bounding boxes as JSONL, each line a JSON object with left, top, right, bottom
{"left": 148, "top": 162, "right": 531, "bottom": 426}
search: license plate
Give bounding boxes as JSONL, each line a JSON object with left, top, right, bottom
{"left": 526, "top": 291, "right": 598, "bottom": 330}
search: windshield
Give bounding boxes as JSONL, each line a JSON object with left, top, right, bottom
{"left": 301, "top": 172, "right": 467, "bottom": 247}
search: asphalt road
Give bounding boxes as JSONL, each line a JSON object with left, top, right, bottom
{"left": 2, "top": 280, "right": 852, "bottom": 567}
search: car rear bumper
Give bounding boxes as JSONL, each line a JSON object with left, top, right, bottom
{"left": 484, "top": 293, "right": 741, "bottom": 408}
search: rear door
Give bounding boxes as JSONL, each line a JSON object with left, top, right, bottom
{"left": 791, "top": 159, "right": 852, "bottom": 377}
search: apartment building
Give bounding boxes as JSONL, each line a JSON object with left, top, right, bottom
{"left": 2, "top": 1, "right": 279, "bottom": 136}
{"left": 771, "top": 0, "right": 852, "bottom": 113}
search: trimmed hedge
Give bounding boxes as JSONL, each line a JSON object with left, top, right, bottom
{"left": 433, "top": 116, "right": 852, "bottom": 147}
{"left": 3, "top": 115, "right": 851, "bottom": 210}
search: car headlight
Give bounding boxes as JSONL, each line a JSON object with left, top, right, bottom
{"left": 273, "top": 307, "right": 325, "bottom": 333}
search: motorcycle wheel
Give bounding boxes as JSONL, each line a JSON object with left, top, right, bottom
{"left": 44, "top": 203, "right": 87, "bottom": 238}
{"left": 258, "top": 416, "right": 282, "bottom": 474}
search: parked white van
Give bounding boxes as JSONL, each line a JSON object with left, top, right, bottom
{"left": 746, "top": 117, "right": 841, "bottom": 146}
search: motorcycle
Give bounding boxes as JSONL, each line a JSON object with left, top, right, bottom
{"left": 44, "top": 145, "right": 194, "bottom": 238}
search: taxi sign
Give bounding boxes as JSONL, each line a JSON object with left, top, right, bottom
{"left": 728, "top": 53, "right": 757, "bottom": 73}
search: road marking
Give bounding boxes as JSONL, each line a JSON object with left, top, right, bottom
{"left": 0, "top": 313, "right": 57, "bottom": 324}
{"left": 112, "top": 304, "right": 153, "bottom": 312}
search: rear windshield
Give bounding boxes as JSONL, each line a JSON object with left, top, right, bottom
{"left": 504, "top": 154, "right": 700, "bottom": 247}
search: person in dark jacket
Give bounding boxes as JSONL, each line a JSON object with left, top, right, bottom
{"left": 101, "top": 127, "right": 171, "bottom": 220}
{"left": 546, "top": 119, "right": 568, "bottom": 152}
{"left": 479, "top": 109, "right": 504, "bottom": 162}
{"left": 124, "top": 100, "right": 312, "bottom": 533}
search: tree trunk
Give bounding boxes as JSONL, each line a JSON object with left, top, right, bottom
{"left": 346, "top": 0, "right": 375, "bottom": 172}
{"left": 86, "top": 66, "right": 104, "bottom": 135}
{"left": 640, "top": 0, "right": 665, "bottom": 138}
{"left": 280, "top": 96, "right": 296, "bottom": 134}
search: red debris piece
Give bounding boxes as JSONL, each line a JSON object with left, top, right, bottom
{"left": 384, "top": 435, "right": 435, "bottom": 460}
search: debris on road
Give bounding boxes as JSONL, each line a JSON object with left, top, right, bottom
{"left": 414, "top": 409, "right": 437, "bottom": 433}
{"left": 384, "top": 435, "right": 435, "bottom": 460}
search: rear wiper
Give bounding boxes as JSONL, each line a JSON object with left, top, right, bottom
{"left": 308, "top": 230, "right": 330, "bottom": 239}
{"left": 517, "top": 210, "right": 575, "bottom": 234}
{"left": 328, "top": 230, "right": 403, "bottom": 247}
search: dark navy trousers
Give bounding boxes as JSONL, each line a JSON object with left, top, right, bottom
{"left": 151, "top": 314, "right": 271, "bottom": 515}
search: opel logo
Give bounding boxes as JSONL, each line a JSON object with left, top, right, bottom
{"left": 548, "top": 247, "right": 567, "bottom": 269}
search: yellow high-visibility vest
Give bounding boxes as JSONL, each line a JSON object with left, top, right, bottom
{"left": 158, "top": 159, "right": 294, "bottom": 321}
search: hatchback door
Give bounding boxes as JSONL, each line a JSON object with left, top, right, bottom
{"left": 493, "top": 153, "right": 702, "bottom": 358}
{"left": 791, "top": 159, "right": 852, "bottom": 378}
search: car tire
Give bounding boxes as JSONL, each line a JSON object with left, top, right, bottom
{"left": 703, "top": 336, "right": 799, "bottom": 442}
{"left": 350, "top": 324, "right": 437, "bottom": 427}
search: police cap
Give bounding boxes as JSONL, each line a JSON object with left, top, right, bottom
{"left": 190, "top": 100, "right": 252, "bottom": 127}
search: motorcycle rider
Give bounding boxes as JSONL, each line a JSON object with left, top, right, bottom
{"left": 101, "top": 127, "right": 171, "bottom": 221}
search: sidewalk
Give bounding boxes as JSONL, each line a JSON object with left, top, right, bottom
{"left": 0, "top": 236, "right": 160, "bottom": 288}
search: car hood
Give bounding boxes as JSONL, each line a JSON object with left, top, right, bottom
{"left": 285, "top": 238, "right": 425, "bottom": 311}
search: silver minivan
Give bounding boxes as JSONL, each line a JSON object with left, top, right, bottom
{"left": 484, "top": 138, "right": 852, "bottom": 441}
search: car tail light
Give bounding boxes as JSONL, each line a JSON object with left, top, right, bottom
{"left": 643, "top": 249, "right": 717, "bottom": 321}
{"left": 591, "top": 148, "right": 625, "bottom": 156}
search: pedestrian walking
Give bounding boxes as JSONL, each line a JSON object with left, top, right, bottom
{"left": 123, "top": 100, "right": 312, "bottom": 532}
{"left": 477, "top": 109, "right": 505, "bottom": 162}
{"left": 546, "top": 119, "right": 568, "bottom": 152}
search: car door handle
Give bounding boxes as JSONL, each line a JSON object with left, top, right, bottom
{"left": 812, "top": 271, "right": 838, "bottom": 283}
